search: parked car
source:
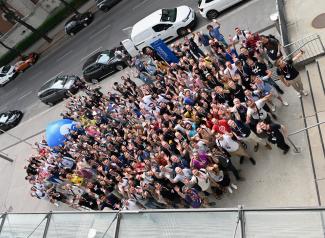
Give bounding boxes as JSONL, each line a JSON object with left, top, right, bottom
{"left": 82, "top": 46, "right": 129, "bottom": 83}
{"left": 0, "top": 65, "right": 17, "bottom": 87}
{"left": 122, "top": 5, "right": 196, "bottom": 57}
{"left": 38, "top": 75, "right": 80, "bottom": 106}
{"left": 95, "top": 0, "right": 121, "bottom": 12}
{"left": 14, "top": 52, "right": 39, "bottom": 72}
{"left": 0, "top": 110, "right": 23, "bottom": 132}
{"left": 198, "top": 0, "right": 243, "bottom": 20}
{"left": 64, "top": 12, "right": 94, "bottom": 36}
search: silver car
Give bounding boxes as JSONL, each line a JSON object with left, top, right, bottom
{"left": 38, "top": 75, "right": 80, "bottom": 106}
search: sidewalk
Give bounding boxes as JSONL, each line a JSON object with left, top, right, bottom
{"left": 283, "top": 0, "right": 325, "bottom": 206}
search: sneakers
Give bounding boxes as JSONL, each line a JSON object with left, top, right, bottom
{"left": 249, "top": 157, "right": 256, "bottom": 165}
{"left": 283, "top": 147, "right": 291, "bottom": 155}
{"left": 282, "top": 101, "right": 289, "bottom": 106}
{"left": 227, "top": 187, "right": 233, "bottom": 194}
{"left": 302, "top": 90, "right": 309, "bottom": 96}
{"left": 254, "top": 143, "right": 259, "bottom": 152}
{"left": 271, "top": 105, "right": 276, "bottom": 112}
{"left": 231, "top": 184, "right": 238, "bottom": 190}
{"left": 265, "top": 143, "right": 272, "bottom": 150}
{"left": 297, "top": 92, "right": 302, "bottom": 98}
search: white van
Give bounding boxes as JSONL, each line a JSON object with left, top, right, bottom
{"left": 122, "top": 5, "right": 196, "bottom": 57}
{"left": 198, "top": 0, "right": 243, "bottom": 20}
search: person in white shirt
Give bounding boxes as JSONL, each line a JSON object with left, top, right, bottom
{"left": 246, "top": 95, "right": 272, "bottom": 124}
{"left": 232, "top": 27, "right": 249, "bottom": 45}
{"left": 170, "top": 167, "right": 192, "bottom": 183}
{"left": 215, "top": 133, "right": 256, "bottom": 165}
{"left": 224, "top": 61, "right": 238, "bottom": 79}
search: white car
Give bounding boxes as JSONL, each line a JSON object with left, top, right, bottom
{"left": 122, "top": 5, "right": 196, "bottom": 57}
{"left": 198, "top": 0, "right": 243, "bottom": 20}
{"left": 0, "top": 65, "right": 17, "bottom": 87}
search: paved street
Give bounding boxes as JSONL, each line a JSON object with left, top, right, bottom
{"left": 0, "top": 0, "right": 276, "bottom": 122}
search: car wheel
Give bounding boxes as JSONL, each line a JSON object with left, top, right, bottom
{"left": 69, "top": 32, "right": 74, "bottom": 36}
{"left": 46, "top": 101, "right": 54, "bottom": 106}
{"left": 115, "top": 64, "right": 124, "bottom": 71}
{"left": 91, "top": 79, "right": 98, "bottom": 84}
{"left": 177, "top": 27, "right": 188, "bottom": 37}
{"left": 206, "top": 10, "right": 220, "bottom": 20}
{"left": 83, "top": 22, "right": 88, "bottom": 27}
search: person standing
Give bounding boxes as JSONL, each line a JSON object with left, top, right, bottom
{"left": 276, "top": 50, "right": 308, "bottom": 98}
{"left": 215, "top": 133, "right": 256, "bottom": 165}
{"left": 257, "top": 121, "right": 290, "bottom": 154}
{"left": 207, "top": 19, "right": 228, "bottom": 47}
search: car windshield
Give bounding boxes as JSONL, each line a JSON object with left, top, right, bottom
{"left": 96, "top": 50, "right": 114, "bottom": 64}
{"left": 40, "top": 76, "right": 67, "bottom": 91}
{"left": 161, "top": 8, "right": 177, "bottom": 22}
{"left": 0, "top": 73, "right": 5, "bottom": 77}
{"left": 1, "top": 65, "right": 11, "bottom": 74}
{"left": 54, "top": 76, "right": 68, "bottom": 85}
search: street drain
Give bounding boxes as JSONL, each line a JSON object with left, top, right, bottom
{"left": 312, "top": 13, "right": 325, "bottom": 29}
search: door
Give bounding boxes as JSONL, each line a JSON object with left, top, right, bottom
{"left": 152, "top": 23, "right": 174, "bottom": 42}
{"left": 121, "top": 39, "right": 139, "bottom": 57}
{"left": 207, "top": 0, "right": 238, "bottom": 12}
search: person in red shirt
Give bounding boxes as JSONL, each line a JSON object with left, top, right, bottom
{"left": 211, "top": 118, "right": 231, "bottom": 134}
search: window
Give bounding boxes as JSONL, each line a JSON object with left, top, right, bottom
{"left": 161, "top": 8, "right": 177, "bottom": 22}
{"left": 152, "top": 24, "right": 172, "bottom": 32}
{"left": 206, "top": 0, "right": 215, "bottom": 3}
{"left": 84, "top": 64, "right": 101, "bottom": 74}
{"left": 40, "top": 90, "right": 54, "bottom": 98}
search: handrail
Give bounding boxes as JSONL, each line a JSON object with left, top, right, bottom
{"left": 284, "top": 38, "right": 320, "bottom": 60}
{"left": 281, "top": 33, "right": 325, "bottom": 64}
{"left": 283, "top": 33, "right": 319, "bottom": 48}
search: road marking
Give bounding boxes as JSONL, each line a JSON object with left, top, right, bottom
{"left": 133, "top": 0, "right": 150, "bottom": 10}
{"left": 89, "top": 24, "right": 111, "bottom": 40}
{"left": 80, "top": 46, "right": 102, "bottom": 62}
{"left": 17, "top": 90, "right": 33, "bottom": 101}
{"left": 56, "top": 50, "right": 73, "bottom": 63}
{"left": 28, "top": 70, "right": 44, "bottom": 81}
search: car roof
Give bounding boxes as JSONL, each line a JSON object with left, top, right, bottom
{"left": 131, "top": 9, "right": 163, "bottom": 38}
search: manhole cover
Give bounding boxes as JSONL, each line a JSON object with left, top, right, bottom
{"left": 312, "top": 13, "right": 325, "bottom": 29}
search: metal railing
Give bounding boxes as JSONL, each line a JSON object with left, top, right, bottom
{"left": 2, "top": 207, "right": 325, "bottom": 237}
{"left": 283, "top": 33, "right": 325, "bottom": 64}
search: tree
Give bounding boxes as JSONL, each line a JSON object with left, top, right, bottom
{"left": 0, "top": 39, "right": 22, "bottom": 57}
{"left": 0, "top": 0, "right": 52, "bottom": 43}
{"left": 58, "top": 0, "right": 80, "bottom": 15}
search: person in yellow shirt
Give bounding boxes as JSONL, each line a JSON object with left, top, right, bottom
{"left": 66, "top": 173, "right": 83, "bottom": 186}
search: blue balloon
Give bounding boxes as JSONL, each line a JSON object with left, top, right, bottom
{"left": 45, "top": 119, "right": 77, "bottom": 147}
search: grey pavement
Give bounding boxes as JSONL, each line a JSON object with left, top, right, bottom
{"left": 0, "top": 0, "right": 323, "bottom": 213}
{"left": 283, "top": 0, "right": 325, "bottom": 206}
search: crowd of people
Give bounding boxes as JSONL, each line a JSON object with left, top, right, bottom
{"left": 25, "top": 19, "right": 307, "bottom": 210}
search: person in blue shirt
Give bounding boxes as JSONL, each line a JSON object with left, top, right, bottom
{"left": 207, "top": 19, "right": 228, "bottom": 47}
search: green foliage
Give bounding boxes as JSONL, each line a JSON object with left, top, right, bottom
{"left": 0, "top": 0, "right": 89, "bottom": 66}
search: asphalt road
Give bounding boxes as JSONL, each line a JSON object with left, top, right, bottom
{"left": 0, "top": 0, "right": 275, "bottom": 122}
